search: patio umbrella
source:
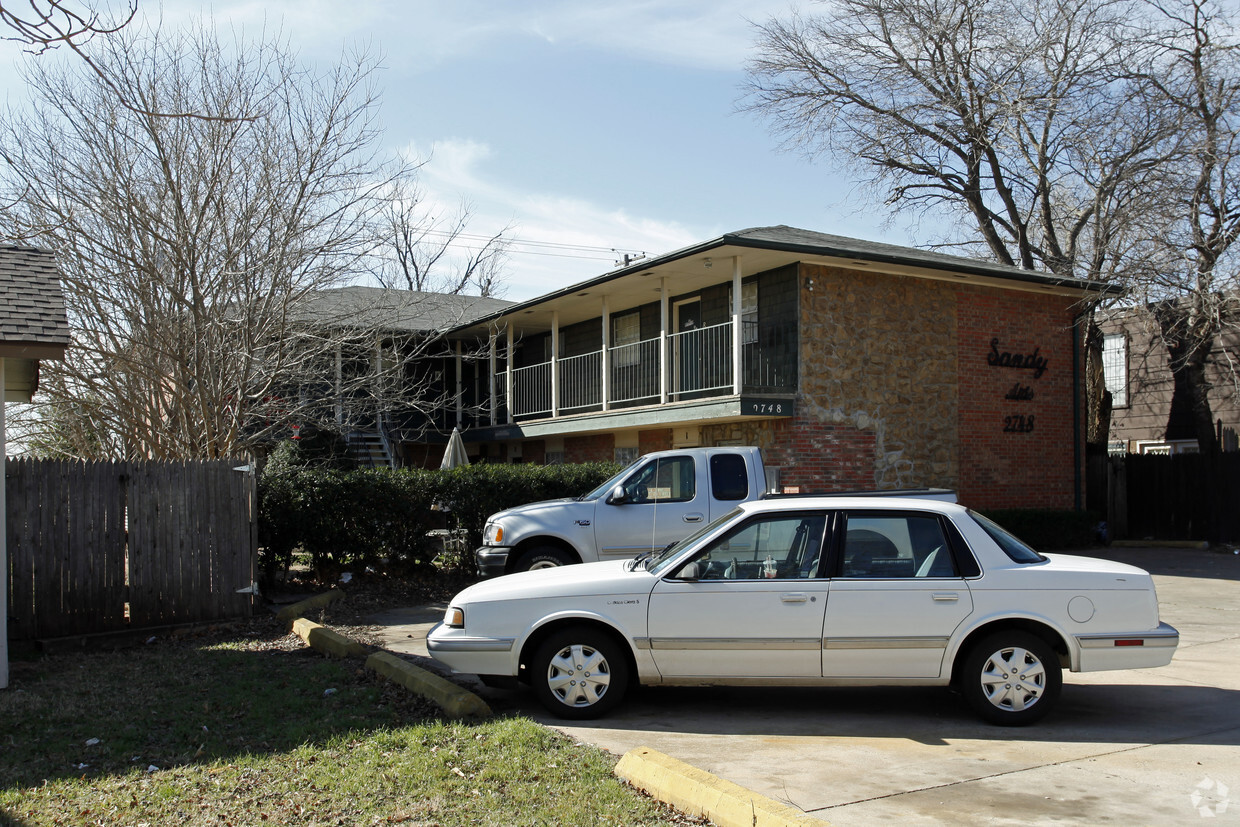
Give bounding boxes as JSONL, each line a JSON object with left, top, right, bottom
{"left": 440, "top": 426, "right": 470, "bottom": 470}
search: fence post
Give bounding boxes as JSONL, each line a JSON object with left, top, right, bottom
{"left": 1109, "top": 456, "right": 1128, "bottom": 541}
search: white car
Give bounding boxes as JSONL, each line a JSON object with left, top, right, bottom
{"left": 428, "top": 497, "right": 1178, "bottom": 725}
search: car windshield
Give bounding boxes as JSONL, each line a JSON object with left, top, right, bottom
{"left": 646, "top": 507, "right": 744, "bottom": 576}
{"left": 968, "top": 510, "right": 1046, "bottom": 563}
{"left": 579, "top": 457, "right": 647, "bottom": 501}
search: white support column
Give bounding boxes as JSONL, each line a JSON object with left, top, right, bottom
{"left": 454, "top": 341, "right": 463, "bottom": 426}
{"left": 551, "top": 310, "right": 560, "bottom": 418}
{"left": 1, "top": 359, "right": 7, "bottom": 690}
{"left": 659, "top": 277, "right": 669, "bottom": 404}
{"left": 732, "top": 255, "right": 743, "bottom": 396}
{"left": 505, "top": 323, "right": 515, "bottom": 424}
{"left": 488, "top": 333, "right": 497, "bottom": 427}
{"left": 601, "top": 296, "right": 611, "bottom": 412}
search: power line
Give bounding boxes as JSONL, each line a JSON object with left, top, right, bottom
{"left": 415, "top": 228, "right": 647, "bottom": 263}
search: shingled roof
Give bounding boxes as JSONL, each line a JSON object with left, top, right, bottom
{"left": 0, "top": 245, "right": 70, "bottom": 359}
{"left": 290, "top": 286, "right": 514, "bottom": 334}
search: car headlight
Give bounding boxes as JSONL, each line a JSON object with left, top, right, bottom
{"left": 443, "top": 606, "right": 465, "bottom": 628}
{"left": 484, "top": 522, "right": 504, "bottom": 545}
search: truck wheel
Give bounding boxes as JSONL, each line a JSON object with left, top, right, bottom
{"left": 532, "top": 627, "right": 629, "bottom": 719}
{"left": 514, "top": 546, "right": 575, "bottom": 572}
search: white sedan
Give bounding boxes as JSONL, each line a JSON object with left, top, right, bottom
{"left": 427, "top": 497, "right": 1178, "bottom": 725}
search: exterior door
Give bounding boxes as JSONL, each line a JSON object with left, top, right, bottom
{"left": 673, "top": 299, "right": 702, "bottom": 398}
{"left": 646, "top": 512, "right": 829, "bottom": 678}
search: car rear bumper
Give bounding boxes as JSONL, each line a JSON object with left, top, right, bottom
{"left": 1074, "top": 621, "right": 1179, "bottom": 670}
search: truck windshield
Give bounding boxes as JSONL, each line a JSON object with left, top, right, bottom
{"left": 646, "top": 507, "right": 743, "bottom": 576}
{"left": 579, "top": 457, "right": 647, "bottom": 501}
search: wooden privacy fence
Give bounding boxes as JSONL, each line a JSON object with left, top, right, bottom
{"left": 5, "top": 459, "right": 255, "bottom": 641}
{"left": 1096, "top": 452, "right": 1240, "bottom": 544}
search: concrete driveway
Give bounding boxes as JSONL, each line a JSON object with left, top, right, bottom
{"left": 370, "top": 546, "right": 1240, "bottom": 825}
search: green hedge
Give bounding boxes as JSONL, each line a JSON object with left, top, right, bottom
{"left": 978, "top": 509, "right": 1102, "bottom": 551}
{"left": 258, "top": 461, "right": 621, "bottom": 580}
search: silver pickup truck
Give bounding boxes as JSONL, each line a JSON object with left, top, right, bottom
{"left": 475, "top": 446, "right": 770, "bottom": 576}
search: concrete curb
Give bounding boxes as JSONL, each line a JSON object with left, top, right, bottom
{"left": 615, "top": 746, "right": 826, "bottom": 827}
{"left": 365, "top": 650, "right": 492, "bottom": 719}
{"left": 291, "top": 618, "right": 370, "bottom": 660}
{"left": 276, "top": 589, "right": 346, "bottom": 626}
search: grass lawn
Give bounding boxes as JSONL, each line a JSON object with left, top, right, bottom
{"left": 0, "top": 616, "right": 702, "bottom": 826}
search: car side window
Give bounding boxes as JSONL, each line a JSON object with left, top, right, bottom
{"left": 624, "top": 456, "right": 695, "bottom": 504}
{"left": 839, "top": 513, "right": 957, "bottom": 578}
{"left": 690, "top": 513, "right": 826, "bottom": 580}
{"left": 709, "top": 454, "right": 749, "bottom": 501}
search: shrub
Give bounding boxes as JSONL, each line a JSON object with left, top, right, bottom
{"left": 257, "top": 461, "right": 622, "bottom": 580}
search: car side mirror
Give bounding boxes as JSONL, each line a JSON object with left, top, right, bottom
{"left": 607, "top": 484, "right": 628, "bottom": 505}
{"left": 676, "top": 561, "right": 701, "bottom": 581}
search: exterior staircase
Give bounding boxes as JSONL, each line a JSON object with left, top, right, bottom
{"left": 346, "top": 429, "right": 394, "bottom": 468}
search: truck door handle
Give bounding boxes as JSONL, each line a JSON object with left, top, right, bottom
{"left": 780, "top": 593, "right": 809, "bottom": 603}
{"left": 931, "top": 592, "right": 959, "bottom": 602}
{"left": 683, "top": 513, "right": 703, "bottom": 523}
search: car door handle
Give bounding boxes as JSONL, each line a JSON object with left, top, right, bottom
{"left": 931, "top": 592, "right": 960, "bottom": 602}
{"left": 683, "top": 513, "right": 704, "bottom": 523}
{"left": 780, "top": 593, "right": 809, "bottom": 603}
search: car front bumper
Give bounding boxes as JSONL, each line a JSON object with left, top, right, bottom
{"left": 475, "top": 546, "right": 510, "bottom": 578}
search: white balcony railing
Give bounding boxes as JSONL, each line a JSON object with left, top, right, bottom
{"left": 504, "top": 318, "right": 791, "bottom": 421}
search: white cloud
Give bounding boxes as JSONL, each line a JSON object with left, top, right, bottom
{"left": 408, "top": 136, "right": 701, "bottom": 300}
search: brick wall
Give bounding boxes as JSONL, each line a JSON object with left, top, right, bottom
{"left": 565, "top": 433, "right": 615, "bottom": 463}
{"left": 638, "top": 429, "right": 673, "bottom": 454}
{"left": 955, "top": 285, "right": 1079, "bottom": 509}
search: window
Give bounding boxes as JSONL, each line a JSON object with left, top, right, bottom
{"left": 612, "top": 311, "right": 640, "bottom": 368}
{"left": 729, "top": 282, "right": 759, "bottom": 345}
{"left": 622, "top": 455, "right": 695, "bottom": 503}
{"left": 687, "top": 513, "right": 826, "bottom": 580}
{"left": 1102, "top": 334, "right": 1127, "bottom": 408}
{"left": 839, "top": 513, "right": 957, "bottom": 578}
{"left": 969, "top": 511, "right": 1046, "bottom": 564}
{"left": 709, "top": 453, "right": 749, "bottom": 501}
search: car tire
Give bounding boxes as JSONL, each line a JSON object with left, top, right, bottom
{"left": 514, "top": 546, "right": 575, "bottom": 572}
{"left": 961, "top": 630, "right": 1062, "bottom": 726}
{"left": 531, "top": 627, "right": 630, "bottom": 719}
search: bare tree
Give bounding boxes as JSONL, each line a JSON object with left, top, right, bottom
{"left": 745, "top": 0, "right": 1239, "bottom": 452}
{"left": 0, "top": 22, "right": 491, "bottom": 460}
{"left": 374, "top": 171, "right": 511, "bottom": 298}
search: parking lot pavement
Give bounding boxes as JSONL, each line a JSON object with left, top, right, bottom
{"left": 370, "top": 547, "right": 1240, "bottom": 825}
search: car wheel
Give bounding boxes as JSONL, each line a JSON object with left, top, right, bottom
{"left": 531, "top": 627, "right": 630, "bottom": 719}
{"left": 514, "top": 546, "right": 574, "bottom": 572}
{"left": 961, "top": 630, "right": 1062, "bottom": 726}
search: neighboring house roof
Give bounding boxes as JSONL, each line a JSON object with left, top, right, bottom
{"left": 291, "top": 286, "right": 515, "bottom": 335}
{"left": 0, "top": 245, "right": 70, "bottom": 359}
{"left": 450, "top": 224, "right": 1119, "bottom": 333}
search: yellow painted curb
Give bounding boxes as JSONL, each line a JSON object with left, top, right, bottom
{"left": 276, "top": 589, "right": 346, "bottom": 626}
{"left": 365, "top": 651, "right": 492, "bottom": 719}
{"left": 291, "top": 618, "right": 370, "bottom": 660}
{"left": 616, "top": 746, "right": 825, "bottom": 827}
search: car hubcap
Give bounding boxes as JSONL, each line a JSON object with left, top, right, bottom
{"left": 979, "top": 645, "right": 1046, "bottom": 713}
{"left": 546, "top": 643, "right": 611, "bottom": 708}
{"left": 529, "top": 559, "right": 561, "bottom": 570}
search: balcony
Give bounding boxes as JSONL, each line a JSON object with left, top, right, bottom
{"left": 503, "top": 319, "right": 796, "bottom": 423}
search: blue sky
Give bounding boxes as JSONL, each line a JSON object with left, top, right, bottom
{"left": 2, "top": 1, "right": 927, "bottom": 300}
